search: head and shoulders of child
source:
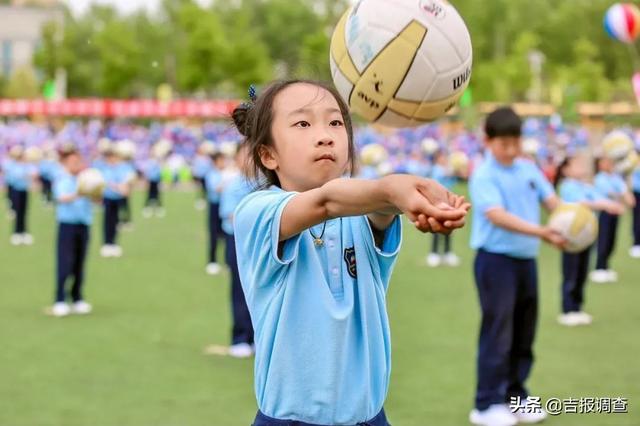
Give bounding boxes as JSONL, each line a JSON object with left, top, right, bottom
{"left": 231, "top": 79, "right": 357, "bottom": 206}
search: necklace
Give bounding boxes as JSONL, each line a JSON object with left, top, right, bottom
{"left": 309, "top": 222, "right": 327, "bottom": 247}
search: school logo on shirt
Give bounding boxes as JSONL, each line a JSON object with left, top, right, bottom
{"left": 344, "top": 247, "right": 357, "bottom": 278}
{"left": 529, "top": 180, "right": 537, "bottom": 191}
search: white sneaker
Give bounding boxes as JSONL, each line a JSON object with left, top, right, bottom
{"left": 469, "top": 404, "right": 518, "bottom": 426}
{"left": 21, "top": 233, "right": 34, "bottom": 245}
{"left": 111, "top": 245, "right": 123, "bottom": 258}
{"left": 142, "top": 207, "right": 153, "bottom": 218}
{"left": 590, "top": 269, "right": 610, "bottom": 283}
{"left": 576, "top": 311, "right": 593, "bottom": 325}
{"left": 10, "top": 233, "right": 22, "bottom": 246}
{"left": 228, "top": 343, "right": 254, "bottom": 359}
{"left": 426, "top": 253, "right": 441, "bottom": 267}
{"left": 606, "top": 270, "right": 618, "bottom": 282}
{"left": 206, "top": 262, "right": 222, "bottom": 275}
{"left": 100, "top": 245, "right": 113, "bottom": 257}
{"left": 443, "top": 252, "right": 461, "bottom": 267}
{"left": 629, "top": 245, "right": 640, "bottom": 258}
{"left": 155, "top": 208, "right": 166, "bottom": 218}
{"left": 558, "top": 312, "right": 584, "bottom": 327}
{"left": 52, "top": 302, "right": 71, "bottom": 317}
{"left": 71, "top": 301, "right": 92, "bottom": 315}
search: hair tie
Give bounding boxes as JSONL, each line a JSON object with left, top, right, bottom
{"left": 248, "top": 84, "right": 257, "bottom": 102}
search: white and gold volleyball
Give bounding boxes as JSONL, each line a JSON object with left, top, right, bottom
{"left": 360, "top": 143, "right": 389, "bottom": 165}
{"left": 449, "top": 151, "right": 469, "bottom": 173}
{"left": 24, "top": 146, "right": 43, "bottom": 163}
{"left": 152, "top": 139, "right": 173, "bottom": 159}
{"left": 602, "top": 131, "right": 634, "bottom": 161}
{"left": 115, "top": 139, "right": 137, "bottom": 160}
{"left": 330, "top": 0, "right": 472, "bottom": 128}
{"left": 614, "top": 149, "right": 639, "bottom": 174}
{"left": 548, "top": 203, "right": 598, "bottom": 253}
{"left": 421, "top": 138, "right": 440, "bottom": 155}
{"left": 77, "top": 168, "right": 106, "bottom": 199}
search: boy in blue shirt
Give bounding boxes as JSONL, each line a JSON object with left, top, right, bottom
{"left": 141, "top": 156, "right": 164, "bottom": 218}
{"left": 469, "top": 107, "right": 565, "bottom": 426}
{"left": 204, "top": 152, "right": 226, "bottom": 275}
{"left": 50, "top": 147, "right": 95, "bottom": 317}
{"left": 631, "top": 166, "right": 640, "bottom": 258}
{"left": 591, "top": 157, "right": 635, "bottom": 282}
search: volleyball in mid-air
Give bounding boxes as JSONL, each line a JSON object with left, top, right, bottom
{"left": 115, "top": 139, "right": 137, "bottom": 160}
{"left": 330, "top": 0, "right": 472, "bottom": 128}
{"left": 77, "top": 168, "right": 106, "bottom": 199}
{"left": 449, "top": 151, "right": 469, "bottom": 173}
{"left": 360, "top": 143, "right": 389, "bottom": 165}
{"left": 548, "top": 203, "right": 598, "bottom": 253}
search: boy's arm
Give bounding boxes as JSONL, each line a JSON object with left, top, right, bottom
{"left": 542, "top": 194, "right": 561, "bottom": 212}
{"left": 279, "top": 174, "right": 470, "bottom": 242}
{"left": 485, "top": 207, "right": 565, "bottom": 248}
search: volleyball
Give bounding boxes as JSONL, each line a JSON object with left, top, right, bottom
{"left": 522, "top": 138, "right": 541, "bottom": 156}
{"left": 421, "top": 138, "right": 440, "bottom": 155}
{"left": 449, "top": 151, "right": 469, "bottom": 173}
{"left": 614, "top": 149, "right": 639, "bottom": 174}
{"left": 152, "top": 139, "right": 172, "bottom": 159}
{"left": 330, "top": 0, "right": 472, "bottom": 128}
{"left": 24, "top": 146, "right": 43, "bottom": 163}
{"left": 77, "top": 168, "right": 106, "bottom": 199}
{"left": 360, "top": 143, "right": 389, "bottom": 165}
{"left": 115, "top": 139, "right": 137, "bottom": 160}
{"left": 602, "top": 131, "right": 634, "bottom": 161}
{"left": 548, "top": 203, "right": 598, "bottom": 253}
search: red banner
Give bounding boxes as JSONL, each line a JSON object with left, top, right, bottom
{"left": 0, "top": 99, "right": 239, "bottom": 118}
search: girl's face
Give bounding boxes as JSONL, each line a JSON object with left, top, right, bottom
{"left": 565, "top": 155, "right": 588, "bottom": 180}
{"left": 262, "top": 83, "right": 349, "bottom": 192}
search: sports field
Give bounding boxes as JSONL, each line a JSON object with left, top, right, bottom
{"left": 1, "top": 187, "right": 638, "bottom": 426}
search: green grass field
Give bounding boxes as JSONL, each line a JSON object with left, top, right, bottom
{"left": 1, "top": 188, "right": 639, "bottom": 426}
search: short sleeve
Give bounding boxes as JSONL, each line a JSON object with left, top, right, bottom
{"left": 615, "top": 176, "right": 628, "bottom": 194}
{"left": 234, "top": 190, "right": 303, "bottom": 290}
{"left": 559, "top": 181, "right": 579, "bottom": 203}
{"left": 470, "top": 172, "right": 504, "bottom": 213}
{"left": 531, "top": 166, "right": 554, "bottom": 201}
{"left": 205, "top": 171, "right": 222, "bottom": 194}
{"left": 362, "top": 215, "right": 402, "bottom": 288}
{"left": 53, "top": 176, "right": 74, "bottom": 201}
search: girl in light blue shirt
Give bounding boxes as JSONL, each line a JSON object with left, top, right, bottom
{"left": 555, "top": 154, "right": 624, "bottom": 326}
{"left": 232, "top": 80, "right": 469, "bottom": 426}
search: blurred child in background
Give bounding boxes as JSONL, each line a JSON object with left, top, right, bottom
{"left": 100, "top": 148, "right": 129, "bottom": 258}
{"left": 591, "top": 157, "right": 636, "bottom": 283}
{"left": 204, "top": 152, "right": 226, "bottom": 275}
{"left": 555, "top": 154, "right": 624, "bottom": 326}
{"left": 630, "top": 165, "right": 640, "bottom": 258}
{"left": 6, "top": 146, "right": 36, "bottom": 246}
{"left": 50, "top": 147, "right": 96, "bottom": 317}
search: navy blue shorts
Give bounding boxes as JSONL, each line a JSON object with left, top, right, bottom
{"left": 252, "top": 409, "right": 390, "bottom": 426}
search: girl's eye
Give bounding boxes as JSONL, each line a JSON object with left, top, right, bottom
{"left": 294, "top": 121, "right": 310, "bottom": 128}
{"left": 330, "top": 120, "right": 344, "bottom": 127}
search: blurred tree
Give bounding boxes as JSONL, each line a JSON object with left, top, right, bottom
{"left": 5, "top": 66, "right": 40, "bottom": 99}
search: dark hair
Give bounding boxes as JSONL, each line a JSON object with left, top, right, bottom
{"left": 484, "top": 106, "right": 522, "bottom": 139}
{"left": 210, "top": 152, "right": 225, "bottom": 162}
{"left": 231, "top": 79, "right": 356, "bottom": 188}
{"left": 554, "top": 157, "right": 571, "bottom": 188}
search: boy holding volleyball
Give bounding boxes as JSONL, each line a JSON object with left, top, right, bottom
{"left": 469, "top": 107, "right": 564, "bottom": 426}
{"left": 51, "top": 147, "right": 95, "bottom": 317}
{"left": 233, "top": 80, "right": 469, "bottom": 425}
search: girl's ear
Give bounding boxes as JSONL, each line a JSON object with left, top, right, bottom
{"left": 259, "top": 145, "right": 278, "bottom": 171}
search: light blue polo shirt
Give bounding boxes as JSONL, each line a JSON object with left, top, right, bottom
{"left": 2, "top": 159, "right": 15, "bottom": 187}
{"left": 632, "top": 168, "right": 640, "bottom": 193}
{"left": 594, "top": 172, "right": 627, "bottom": 200}
{"left": 5, "top": 161, "right": 33, "bottom": 191}
{"left": 39, "top": 159, "right": 60, "bottom": 181}
{"left": 559, "top": 178, "right": 605, "bottom": 203}
{"left": 102, "top": 163, "right": 128, "bottom": 200}
{"left": 204, "top": 168, "right": 223, "bottom": 204}
{"left": 234, "top": 187, "right": 402, "bottom": 425}
{"left": 470, "top": 154, "right": 554, "bottom": 259}
{"left": 431, "top": 164, "right": 456, "bottom": 190}
{"left": 192, "top": 155, "right": 211, "bottom": 178}
{"left": 54, "top": 171, "right": 93, "bottom": 225}
{"left": 143, "top": 159, "right": 162, "bottom": 182}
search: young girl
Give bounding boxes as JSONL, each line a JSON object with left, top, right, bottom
{"left": 232, "top": 80, "right": 469, "bottom": 426}
{"left": 141, "top": 154, "right": 164, "bottom": 218}
{"left": 591, "top": 157, "right": 635, "bottom": 283}
{"left": 427, "top": 150, "right": 461, "bottom": 267}
{"left": 555, "top": 154, "right": 624, "bottom": 326}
